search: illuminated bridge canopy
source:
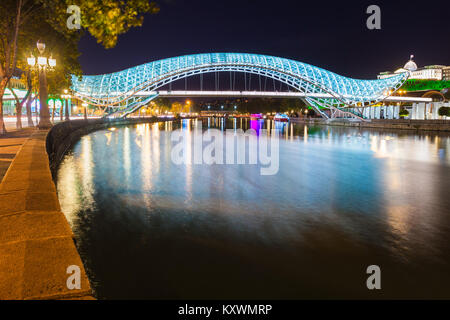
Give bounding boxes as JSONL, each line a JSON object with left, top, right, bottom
{"left": 71, "top": 53, "right": 408, "bottom": 118}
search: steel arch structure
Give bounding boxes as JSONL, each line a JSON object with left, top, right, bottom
{"left": 71, "top": 53, "right": 408, "bottom": 119}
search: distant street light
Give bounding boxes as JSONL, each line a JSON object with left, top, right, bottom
{"left": 27, "top": 40, "right": 56, "bottom": 128}
{"left": 186, "top": 100, "right": 191, "bottom": 113}
{"left": 82, "top": 102, "right": 88, "bottom": 120}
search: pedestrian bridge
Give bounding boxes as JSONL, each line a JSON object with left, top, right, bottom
{"left": 71, "top": 53, "right": 409, "bottom": 119}
{"left": 135, "top": 90, "right": 430, "bottom": 103}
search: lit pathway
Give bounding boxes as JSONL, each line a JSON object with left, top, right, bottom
{"left": 0, "top": 128, "right": 35, "bottom": 182}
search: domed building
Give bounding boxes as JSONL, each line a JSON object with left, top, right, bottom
{"left": 403, "top": 55, "right": 418, "bottom": 72}
{"left": 378, "top": 55, "right": 446, "bottom": 80}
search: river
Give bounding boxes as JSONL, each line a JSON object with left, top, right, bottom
{"left": 56, "top": 118, "right": 450, "bottom": 299}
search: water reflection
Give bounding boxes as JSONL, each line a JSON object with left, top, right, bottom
{"left": 57, "top": 118, "right": 450, "bottom": 299}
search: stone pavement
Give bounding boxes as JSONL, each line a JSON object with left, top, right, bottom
{"left": 0, "top": 128, "right": 35, "bottom": 182}
{"left": 0, "top": 129, "right": 93, "bottom": 300}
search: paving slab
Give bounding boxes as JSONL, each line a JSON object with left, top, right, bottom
{"left": 0, "top": 211, "right": 73, "bottom": 244}
{"left": 0, "top": 241, "right": 26, "bottom": 299}
{"left": 22, "top": 237, "right": 92, "bottom": 300}
{"left": 0, "top": 129, "right": 34, "bottom": 182}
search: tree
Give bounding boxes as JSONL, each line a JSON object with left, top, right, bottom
{"left": 43, "top": 0, "right": 159, "bottom": 49}
{"left": 0, "top": 0, "right": 159, "bottom": 134}
{"left": 8, "top": 71, "right": 32, "bottom": 129}
{"left": 3, "top": 4, "right": 82, "bottom": 129}
{"left": 154, "top": 97, "right": 171, "bottom": 114}
{"left": 0, "top": 0, "right": 25, "bottom": 133}
{"left": 399, "top": 108, "right": 409, "bottom": 118}
{"left": 171, "top": 102, "right": 183, "bottom": 115}
{"left": 438, "top": 107, "right": 450, "bottom": 118}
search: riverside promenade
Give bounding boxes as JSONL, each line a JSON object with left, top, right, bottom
{"left": 0, "top": 127, "right": 93, "bottom": 300}
{"left": 0, "top": 128, "right": 34, "bottom": 181}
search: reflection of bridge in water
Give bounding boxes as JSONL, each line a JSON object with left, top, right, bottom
{"left": 71, "top": 53, "right": 423, "bottom": 120}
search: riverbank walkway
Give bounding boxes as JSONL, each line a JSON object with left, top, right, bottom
{"left": 0, "top": 127, "right": 93, "bottom": 300}
{"left": 0, "top": 128, "right": 35, "bottom": 182}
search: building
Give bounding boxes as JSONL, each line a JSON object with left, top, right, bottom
{"left": 1, "top": 77, "right": 29, "bottom": 115}
{"left": 351, "top": 101, "right": 450, "bottom": 120}
{"left": 443, "top": 66, "right": 450, "bottom": 81}
{"left": 378, "top": 55, "right": 447, "bottom": 81}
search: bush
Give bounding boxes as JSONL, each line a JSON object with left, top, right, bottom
{"left": 399, "top": 109, "right": 409, "bottom": 117}
{"left": 438, "top": 107, "right": 450, "bottom": 117}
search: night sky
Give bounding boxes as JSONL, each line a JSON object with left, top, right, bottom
{"left": 78, "top": 0, "right": 450, "bottom": 79}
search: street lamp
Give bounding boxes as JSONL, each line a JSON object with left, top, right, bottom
{"left": 27, "top": 40, "right": 56, "bottom": 128}
{"left": 61, "top": 89, "right": 71, "bottom": 121}
{"left": 27, "top": 55, "right": 36, "bottom": 67}
{"left": 37, "top": 40, "right": 45, "bottom": 53}
{"left": 48, "top": 57, "right": 56, "bottom": 68}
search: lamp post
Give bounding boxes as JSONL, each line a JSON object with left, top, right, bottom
{"left": 186, "top": 99, "right": 191, "bottom": 114}
{"left": 60, "top": 97, "right": 64, "bottom": 121}
{"left": 61, "top": 89, "right": 71, "bottom": 121}
{"left": 27, "top": 41, "right": 56, "bottom": 128}
{"left": 82, "top": 102, "right": 88, "bottom": 120}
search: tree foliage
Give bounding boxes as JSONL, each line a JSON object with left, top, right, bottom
{"left": 399, "top": 108, "right": 409, "bottom": 117}
{"left": 41, "top": 0, "right": 159, "bottom": 49}
{"left": 438, "top": 107, "right": 450, "bottom": 117}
